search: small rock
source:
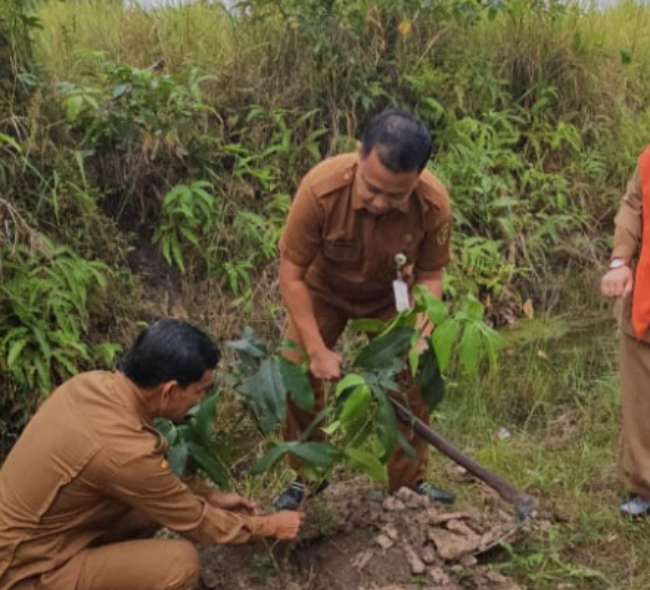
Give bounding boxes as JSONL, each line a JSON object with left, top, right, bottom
{"left": 485, "top": 571, "right": 510, "bottom": 583}
{"left": 403, "top": 544, "right": 426, "bottom": 575}
{"left": 375, "top": 534, "right": 394, "bottom": 550}
{"left": 351, "top": 549, "right": 374, "bottom": 571}
{"left": 382, "top": 523, "right": 399, "bottom": 540}
{"left": 395, "top": 486, "right": 429, "bottom": 508}
{"left": 459, "top": 554, "right": 478, "bottom": 567}
{"left": 428, "top": 529, "right": 480, "bottom": 560}
{"left": 383, "top": 496, "right": 406, "bottom": 512}
{"left": 446, "top": 519, "right": 478, "bottom": 537}
{"left": 427, "top": 511, "right": 471, "bottom": 525}
{"left": 420, "top": 545, "right": 438, "bottom": 564}
{"left": 428, "top": 566, "right": 451, "bottom": 584}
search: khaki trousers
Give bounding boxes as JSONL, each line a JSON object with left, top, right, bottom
{"left": 619, "top": 332, "right": 650, "bottom": 496}
{"left": 13, "top": 511, "right": 199, "bottom": 590}
{"left": 284, "top": 293, "right": 430, "bottom": 492}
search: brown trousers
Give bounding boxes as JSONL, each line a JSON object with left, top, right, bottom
{"left": 284, "top": 293, "right": 430, "bottom": 492}
{"left": 13, "top": 511, "right": 199, "bottom": 590}
{"left": 619, "top": 332, "right": 650, "bottom": 496}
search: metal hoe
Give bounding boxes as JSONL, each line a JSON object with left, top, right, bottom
{"left": 389, "top": 398, "right": 536, "bottom": 522}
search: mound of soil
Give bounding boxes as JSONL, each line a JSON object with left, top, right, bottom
{"left": 198, "top": 483, "right": 525, "bottom": 590}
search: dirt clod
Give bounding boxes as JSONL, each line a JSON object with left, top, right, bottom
{"left": 198, "top": 482, "right": 524, "bottom": 590}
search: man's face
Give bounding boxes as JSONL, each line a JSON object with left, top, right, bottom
{"left": 163, "top": 369, "right": 215, "bottom": 420}
{"left": 355, "top": 147, "right": 421, "bottom": 216}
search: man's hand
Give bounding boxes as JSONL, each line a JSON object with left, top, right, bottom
{"left": 263, "top": 511, "right": 305, "bottom": 540}
{"left": 309, "top": 348, "right": 342, "bottom": 380}
{"left": 207, "top": 492, "right": 260, "bottom": 515}
{"left": 601, "top": 266, "right": 634, "bottom": 299}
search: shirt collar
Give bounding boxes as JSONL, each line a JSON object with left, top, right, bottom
{"left": 114, "top": 371, "right": 153, "bottom": 424}
{"left": 114, "top": 371, "right": 170, "bottom": 452}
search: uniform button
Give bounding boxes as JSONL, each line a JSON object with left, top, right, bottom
{"left": 343, "top": 173, "right": 351, "bottom": 181}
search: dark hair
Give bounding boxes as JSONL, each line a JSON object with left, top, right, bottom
{"left": 360, "top": 109, "right": 433, "bottom": 173}
{"left": 121, "top": 318, "right": 220, "bottom": 388}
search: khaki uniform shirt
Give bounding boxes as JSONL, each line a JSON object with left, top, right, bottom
{"left": 280, "top": 153, "right": 452, "bottom": 312}
{"left": 0, "top": 371, "right": 270, "bottom": 589}
{"left": 611, "top": 166, "right": 649, "bottom": 341}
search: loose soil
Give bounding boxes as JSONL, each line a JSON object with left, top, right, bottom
{"left": 198, "top": 483, "right": 532, "bottom": 590}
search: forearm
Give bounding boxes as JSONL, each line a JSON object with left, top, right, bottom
{"left": 280, "top": 277, "right": 326, "bottom": 355}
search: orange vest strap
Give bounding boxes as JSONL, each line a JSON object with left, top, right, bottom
{"left": 632, "top": 145, "right": 650, "bottom": 339}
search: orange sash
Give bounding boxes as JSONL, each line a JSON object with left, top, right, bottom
{"left": 632, "top": 145, "right": 650, "bottom": 339}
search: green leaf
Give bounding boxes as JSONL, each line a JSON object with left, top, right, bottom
{"left": 301, "top": 406, "right": 334, "bottom": 440}
{"left": 195, "top": 393, "right": 218, "bottom": 447}
{"left": 187, "top": 442, "right": 228, "bottom": 487}
{"left": 7, "top": 339, "right": 29, "bottom": 368}
{"left": 250, "top": 442, "right": 293, "bottom": 475}
{"left": 413, "top": 285, "right": 448, "bottom": 325}
{"left": 168, "top": 441, "right": 189, "bottom": 476}
{"left": 375, "top": 394, "right": 398, "bottom": 461}
{"left": 464, "top": 295, "right": 485, "bottom": 321}
{"left": 278, "top": 357, "right": 314, "bottom": 411}
{"left": 0, "top": 132, "right": 23, "bottom": 153}
{"left": 335, "top": 373, "right": 367, "bottom": 397}
{"left": 338, "top": 383, "right": 372, "bottom": 425}
{"left": 354, "top": 326, "right": 414, "bottom": 370}
{"left": 344, "top": 447, "right": 387, "bottom": 484}
{"left": 621, "top": 48, "right": 632, "bottom": 65}
{"left": 155, "top": 419, "right": 177, "bottom": 446}
{"left": 321, "top": 419, "right": 341, "bottom": 435}
{"left": 458, "top": 324, "right": 481, "bottom": 374}
{"left": 290, "top": 441, "right": 341, "bottom": 469}
{"left": 225, "top": 331, "right": 268, "bottom": 360}
{"left": 418, "top": 345, "right": 446, "bottom": 411}
{"left": 432, "top": 319, "right": 458, "bottom": 373}
{"left": 237, "top": 358, "right": 287, "bottom": 427}
{"left": 179, "top": 225, "right": 200, "bottom": 247}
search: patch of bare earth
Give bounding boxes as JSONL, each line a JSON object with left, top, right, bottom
{"left": 198, "top": 484, "right": 525, "bottom": 590}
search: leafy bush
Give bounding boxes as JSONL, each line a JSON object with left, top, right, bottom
{"left": 0, "top": 241, "right": 118, "bottom": 421}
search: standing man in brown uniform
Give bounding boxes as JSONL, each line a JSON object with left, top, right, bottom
{"left": 275, "top": 109, "right": 455, "bottom": 510}
{"left": 601, "top": 145, "right": 650, "bottom": 517}
{"left": 0, "top": 319, "right": 304, "bottom": 590}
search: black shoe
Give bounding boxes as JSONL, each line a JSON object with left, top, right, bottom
{"left": 414, "top": 480, "right": 455, "bottom": 505}
{"left": 274, "top": 478, "right": 329, "bottom": 510}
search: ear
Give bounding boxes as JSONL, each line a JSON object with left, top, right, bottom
{"left": 158, "top": 380, "right": 178, "bottom": 401}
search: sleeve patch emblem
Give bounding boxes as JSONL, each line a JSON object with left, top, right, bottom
{"left": 436, "top": 221, "right": 451, "bottom": 245}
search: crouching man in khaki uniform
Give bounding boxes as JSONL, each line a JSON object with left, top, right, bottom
{"left": 0, "top": 319, "right": 304, "bottom": 590}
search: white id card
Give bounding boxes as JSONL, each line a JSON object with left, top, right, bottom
{"left": 393, "top": 279, "right": 411, "bottom": 311}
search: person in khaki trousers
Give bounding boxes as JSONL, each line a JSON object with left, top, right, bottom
{"left": 601, "top": 145, "right": 650, "bottom": 517}
{"left": 0, "top": 319, "right": 304, "bottom": 590}
{"left": 275, "top": 109, "right": 455, "bottom": 510}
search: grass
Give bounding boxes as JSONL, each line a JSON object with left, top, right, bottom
{"left": 9, "top": 0, "right": 650, "bottom": 587}
{"left": 420, "top": 311, "right": 633, "bottom": 589}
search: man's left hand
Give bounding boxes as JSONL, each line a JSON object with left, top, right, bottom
{"left": 208, "top": 492, "right": 260, "bottom": 515}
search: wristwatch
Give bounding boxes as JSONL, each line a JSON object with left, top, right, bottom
{"left": 609, "top": 257, "right": 628, "bottom": 270}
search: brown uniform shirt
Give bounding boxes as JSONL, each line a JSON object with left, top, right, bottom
{"left": 279, "top": 153, "right": 452, "bottom": 312}
{"left": 611, "top": 166, "right": 650, "bottom": 342}
{"left": 0, "top": 371, "right": 270, "bottom": 589}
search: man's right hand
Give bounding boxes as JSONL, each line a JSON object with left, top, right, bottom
{"left": 309, "top": 348, "right": 342, "bottom": 380}
{"left": 264, "top": 511, "right": 305, "bottom": 540}
{"left": 601, "top": 266, "right": 634, "bottom": 298}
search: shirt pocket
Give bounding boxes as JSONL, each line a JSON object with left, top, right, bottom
{"left": 322, "top": 239, "right": 363, "bottom": 263}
